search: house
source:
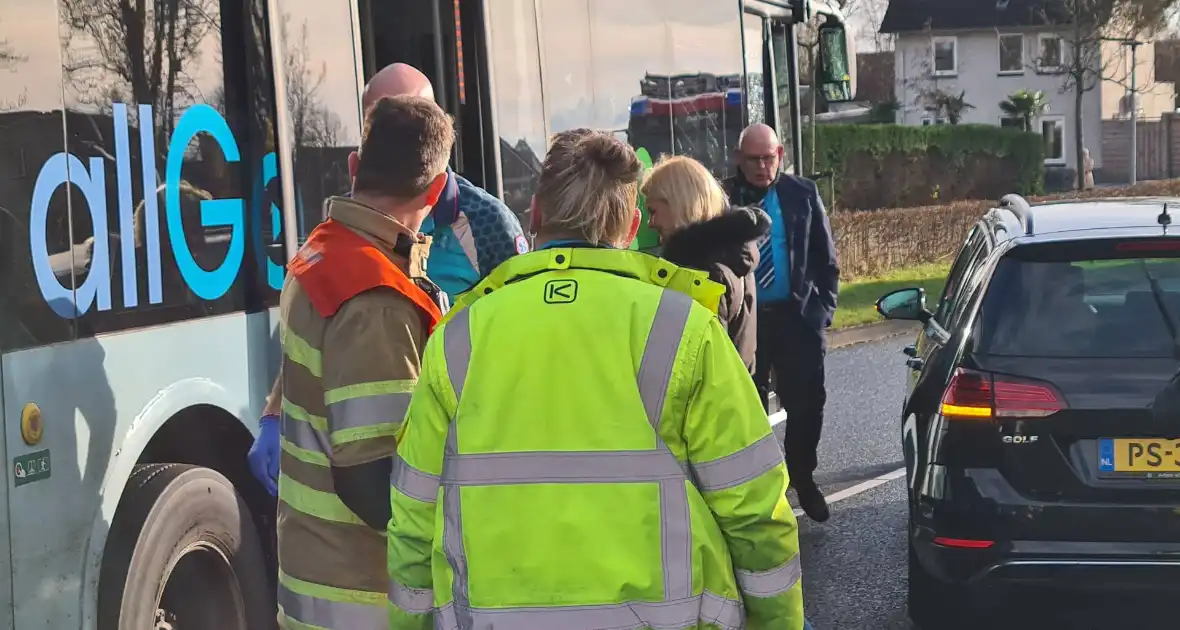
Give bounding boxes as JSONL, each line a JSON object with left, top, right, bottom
{"left": 879, "top": 0, "right": 1174, "bottom": 173}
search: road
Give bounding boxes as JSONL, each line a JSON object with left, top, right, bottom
{"left": 788, "top": 336, "right": 1169, "bottom": 630}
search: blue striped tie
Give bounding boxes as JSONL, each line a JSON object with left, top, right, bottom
{"left": 754, "top": 235, "right": 775, "bottom": 289}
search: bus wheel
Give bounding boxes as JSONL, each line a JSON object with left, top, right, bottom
{"left": 97, "top": 463, "right": 273, "bottom": 630}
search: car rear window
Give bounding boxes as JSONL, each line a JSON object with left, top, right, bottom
{"left": 977, "top": 242, "right": 1180, "bottom": 358}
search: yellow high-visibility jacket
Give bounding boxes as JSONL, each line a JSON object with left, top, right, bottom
{"left": 387, "top": 246, "right": 805, "bottom": 630}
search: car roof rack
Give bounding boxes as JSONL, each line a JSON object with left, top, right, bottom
{"left": 998, "top": 194, "right": 1034, "bottom": 235}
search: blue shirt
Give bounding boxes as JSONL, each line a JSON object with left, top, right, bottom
{"left": 419, "top": 171, "right": 529, "bottom": 299}
{"left": 753, "top": 185, "right": 792, "bottom": 304}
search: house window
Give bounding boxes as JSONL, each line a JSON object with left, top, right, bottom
{"left": 1041, "top": 115, "right": 1065, "bottom": 164}
{"left": 932, "top": 36, "right": 957, "bottom": 76}
{"left": 998, "top": 34, "right": 1023, "bottom": 73}
{"left": 1000, "top": 117, "right": 1025, "bottom": 130}
{"left": 1038, "top": 34, "right": 1063, "bottom": 70}
{"left": 922, "top": 117, "right": 948, "bottom": 126}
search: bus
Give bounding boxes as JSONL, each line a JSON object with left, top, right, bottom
{"left": 0, "top": 0, "right": 852, "bottom": 627}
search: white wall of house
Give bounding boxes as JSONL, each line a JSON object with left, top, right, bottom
{"left": 892, "top": 28, "right": 1103, "bottom": 170}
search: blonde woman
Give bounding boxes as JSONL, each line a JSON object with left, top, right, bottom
{"left": 643, "top": 155, "right": 770, "bottom": 374}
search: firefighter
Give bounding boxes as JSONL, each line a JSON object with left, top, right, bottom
{"left": 387, "top": 129, "right": 806, "bottom": 629}
{"left": 248, "top": 63, "right": 526, "bottom": 497}
{"left": 275, "top": 95, "right": 453, "bottom": 629}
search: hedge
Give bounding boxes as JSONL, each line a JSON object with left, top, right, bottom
{"left": 833, "top": 179, "right": 1180, "bottom": 279}
{"left": 802, "top": 124, "right": 1045, "bottom": 210}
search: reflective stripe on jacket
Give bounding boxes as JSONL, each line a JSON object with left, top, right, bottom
{"left": 387, "top": 247, "right": 805, "bottom": 630}
{"left": 278, "top": 198, "right": 440, "bottom": 630}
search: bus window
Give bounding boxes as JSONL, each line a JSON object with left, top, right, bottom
{"left": 0, "top": 0, "right": 74, "bottom": 351}
{"left": 667, "top": 3, "right": 744, "bottom": 180}
{"left": 742, "top": 13, "right": 767, "bottom": 128}
{"left": 53, "top": 0, "right": 283, "bottom": 337}
{"left": 484, "top": 0, "right": 546, "bottom": 220}
{"left": 580, "top": 0, "right": 674, "bottom": 252}
{"left": 278, "top": 0, "right": 363, "bottom": 243}
{"left": 770, "top": 22, "right": 797, "bottom": 172}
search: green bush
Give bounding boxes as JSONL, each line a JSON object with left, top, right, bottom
{"left": 801, "top": 124, "right": 1045, "bottom": 210}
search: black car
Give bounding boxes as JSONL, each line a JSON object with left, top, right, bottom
{"left": 876, "top": 194, "right": 1180, "bottom": 628}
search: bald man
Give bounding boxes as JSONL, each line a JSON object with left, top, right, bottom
{"left": 248, "top": 63, "right": 527, "bottom": 497}
{"left": 725, "top": 123, "right": 839, "bottom": 523}
{"left": 360, "top": 64, "right": 529, "bottom": 298}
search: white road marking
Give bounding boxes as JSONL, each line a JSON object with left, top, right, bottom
{"left": 792, "top": 468, "right": 906, "bottom": 518}
{"left": 767, "top": 409, "right": 904, "bottom": 517}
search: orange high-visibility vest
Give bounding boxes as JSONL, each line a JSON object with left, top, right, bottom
{"left": 288, "top": 218, "right": 442, "bottom": 333}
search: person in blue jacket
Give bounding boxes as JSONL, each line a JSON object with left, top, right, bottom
{"left": 724, "top": 123, "right": 840, "bottom": 525}
{"left": 247, "top": 63, "right": 526, "bottom": 495}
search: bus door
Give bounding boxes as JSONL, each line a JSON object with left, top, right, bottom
{"left": 356, "top": 0, "right": 499, "bottom": 195}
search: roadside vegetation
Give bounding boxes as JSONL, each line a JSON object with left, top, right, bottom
{"left": 833, "top": 262, "right": 950, "bottom": 330}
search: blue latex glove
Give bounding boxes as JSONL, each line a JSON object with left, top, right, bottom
{"left": 248, "top": 414, "right": 280, "bottom": 496}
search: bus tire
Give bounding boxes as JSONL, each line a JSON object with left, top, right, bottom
{"left": 97, "top": 463, "right": 274, "bottom": 630}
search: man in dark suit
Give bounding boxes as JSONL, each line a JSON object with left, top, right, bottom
{"left": 724, "top": 123, "right": 840, "bottom": 523}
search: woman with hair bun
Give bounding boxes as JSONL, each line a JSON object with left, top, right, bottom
{"left": 387, "top": 130, "right": 808, "bottom": 630}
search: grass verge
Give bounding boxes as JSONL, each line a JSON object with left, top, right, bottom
{"left": 832, "top": 263, "right": 950, "bottom": 330}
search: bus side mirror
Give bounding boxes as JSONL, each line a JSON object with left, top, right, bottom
{"left": 818, "top": 22, "right": 854, "bottom": 103}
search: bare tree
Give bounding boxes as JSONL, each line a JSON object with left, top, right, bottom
{"left": 854, "top": 0, "right": 896, "bottom": 51}
{"left": 281, "top": 14, "right": 343, "bottom": 150}
{"left": 1043, "top": 0, "right": 1174, "bottom": 188}
{"left": 0, "top": 36, "right": 20, "bottom": 68}
{"left": 58, "top": 0, "right": 218, "bottom": 141}
{"left": 0, "top": 19, "right": 28, "bottom": 111}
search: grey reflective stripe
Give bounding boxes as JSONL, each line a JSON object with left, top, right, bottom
{"left": 388, "top": 579, "right": 434, "bottom": 614}
{"left": 444, "top": 307, "right": 472, "bottom": 399}
{"left": 636, "top": 289, "right": 694, "bottom": 429}
{"left": 442, "top": 425, "right": 473, "bottom": 620}
{"left": 391, "top": 452, "right": 441, "bottom": 503}
{"left": 282, "top": 412, "right": 329, "bottom": 455}
{"left": 327, "top": 392, "right": 411, "bottom": 432}
{"left": 432, "top": 590, "right": 744, "bottom": 630}
{"left": 442, "top": 449, "right": 688, "bottom": 485}
{"left": 278, "top": 583, "right": 385, "bottom": 629}
{"left": 641, "top": 289, "right": 696, "bottom": 602}
{"left": 736, "top": 554, "right": 803, "bottom": 597}
{"left": 659, "top": 478, "right": 692, "bottom": 600}
{"left": 692, "top": 433, "right": 785, "bottom": 492}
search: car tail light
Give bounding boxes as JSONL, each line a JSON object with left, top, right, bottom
{"left": 940, "top": 368, "right": 1065, "bottom": 420}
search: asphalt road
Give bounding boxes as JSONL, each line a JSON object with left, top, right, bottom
{"left": 788, "top": 335, "right": 1172, "bottom": 630}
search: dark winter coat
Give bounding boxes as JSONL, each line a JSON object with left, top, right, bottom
{"left": 660, "top": 206, "right": 771, "bottom": 375}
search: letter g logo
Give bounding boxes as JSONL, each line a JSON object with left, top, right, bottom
{"left": 165, "top": 104, "right": 245, "bottom": 301}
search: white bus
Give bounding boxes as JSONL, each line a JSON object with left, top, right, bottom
{"left": 0, "top": 0, "right": 851, "bottom": 627}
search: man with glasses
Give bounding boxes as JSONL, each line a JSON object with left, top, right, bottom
{"left": 725, "top": 123, "right": 840, "bottom": 523}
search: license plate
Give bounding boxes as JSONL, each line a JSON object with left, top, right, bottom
{"left": 1098, "top": 438, "right": 1180, "bottom": 475}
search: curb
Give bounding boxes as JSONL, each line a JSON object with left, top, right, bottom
{"left": 829, "top": 319, "right": 919, "bottom": 350}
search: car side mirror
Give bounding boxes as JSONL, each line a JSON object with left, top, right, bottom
{"left": 876, "top": 287, "right": 932, "bottom": 323}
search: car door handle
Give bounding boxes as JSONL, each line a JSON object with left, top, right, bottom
{"left": 903, "top": 344, "right": 917, "bottom": 358}
{"left": 906, "top": 357, "right": 925, "bottom": 371}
